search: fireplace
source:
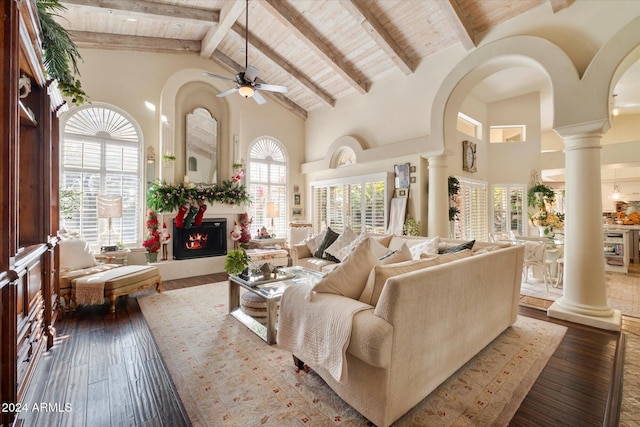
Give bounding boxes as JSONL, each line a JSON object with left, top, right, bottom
{"left": 173, "top": 218, "right": 227, "bottom": 260}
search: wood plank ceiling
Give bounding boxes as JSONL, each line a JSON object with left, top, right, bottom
{"left": 57, "top": 0, "right": 572, "bottom": 119}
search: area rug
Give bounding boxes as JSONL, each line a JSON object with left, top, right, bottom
{"left": 519, "top": 271, "right": 640, "bottom": 318}
{"left": 138, "top": 282, "right": 567, "bottom": 427}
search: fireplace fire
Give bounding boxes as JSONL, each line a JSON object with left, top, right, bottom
{"left": 173, "top": 218, "right": 227, "bottom": 260}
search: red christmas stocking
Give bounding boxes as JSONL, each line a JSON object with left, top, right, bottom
{"left": 194, "top": 204, "right": 207, "bottom": 226}
{"left": 175, "top": 205, "right": 188, "bottom": 228}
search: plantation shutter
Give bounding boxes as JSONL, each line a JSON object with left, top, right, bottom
{"left": 310, "top": 174, "right": 387, "bottom": 235}
{"left": 455, "top": 178, "right": 488, "bottom": 241}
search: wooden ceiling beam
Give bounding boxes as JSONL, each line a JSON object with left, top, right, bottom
{"left": 60, "top": 0, "right": 219, "bottom": 25}
{"left": 260, "top": 0, "right": 369, "bottom": 95}
{"left": 231, "top": 23, "right": 335, "bottom": 108}
{"left": 70, "top": 31, "right": 200, "bottom": 53}
{"left": 339, "top": 0, "right": 414, "bottom": 75}
{"left": 211, "top": 50, "right": 308, "bottom": 120}
{"left": 200, "top": 0, "right": 245, "bottom": 58}
{"left": 437, "top": 0, "right": 476, "bottom": 50}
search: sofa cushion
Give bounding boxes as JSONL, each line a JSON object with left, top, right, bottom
{"left": 379, "top": 243, "right": 412, "bottom": 265}
{"left": 60, "top": 238, "right": 98, "bottom": 272}
{"left": 359, "top": 249, "right": 474, "bottom": 306}
{"left": 303, "top": 230, "right": 326, "bottom": 255}
{"left": 439, "top": 239, "right": 475, "bottom": 254}
{"left": 311, "top": 237, "right": 380, "bottom": 300}
{"left": 314, "top": 227, "right": 340, "bottom": 260}
{"left": 408, "top": 236, "right": 440, "bottom": 259}
{"left": 336, "top": 231, "right": 390, "bottom": 261}
{"left": 297, "top": 257, "right": 336, "bottom": 272}
{"left": 324, "top": 227, "right": 357, "bottom": 262}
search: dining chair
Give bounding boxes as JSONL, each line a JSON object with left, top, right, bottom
{"left": 521, "top": 240, "right": 551, "bottom": 291}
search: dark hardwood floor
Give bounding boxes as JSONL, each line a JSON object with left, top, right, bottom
{"left": 13, "top": 273, "right": 623, "bottom": 427}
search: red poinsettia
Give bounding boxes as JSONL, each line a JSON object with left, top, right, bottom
{"left": 143, "top": 210, "right": 161, "bottom": 253}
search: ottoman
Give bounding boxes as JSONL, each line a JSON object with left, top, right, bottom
{"left": 71, "top": 265, "right": 162, "bottom": 312}
{"left": 240, "top": 292, "right": 279, "bottom": 325}
{"left": 246, "top": 248, "right": 289, "bottom": 267}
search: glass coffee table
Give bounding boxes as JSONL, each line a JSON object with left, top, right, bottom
{"left": 228, "top": 266, "right": 323, "bottom": 344}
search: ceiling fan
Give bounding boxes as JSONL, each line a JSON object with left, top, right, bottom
{"left": 203, "top": 0, "right": 288, "bottom": 104}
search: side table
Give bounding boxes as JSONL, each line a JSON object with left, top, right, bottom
{"left": 94, "top": 249, "right": 130, "bottom": 265}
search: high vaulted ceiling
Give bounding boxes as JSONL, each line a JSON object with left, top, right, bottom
{"left": 56, "top": 0, "right": 578, "bottom": 119}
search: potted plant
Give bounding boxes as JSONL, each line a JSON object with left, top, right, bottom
{"left": 527, "top": 183, "right": 555, "bottom": 210}
{"left": 142, "top": 210, "right": 161, "bottom": 263}
{"left": 37, "top": 0, "right": 89, "bottom": 105}
{"left": 448, "top": 176, "right": 461, "bottom": 222}
{"left": 225, "top": 248, "right": 250, "bottom": 277}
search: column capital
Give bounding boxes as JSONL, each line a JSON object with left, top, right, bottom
{"left": 427, "top": 155, "right": 447, "bottom": 168}
{"left": 553, "top": 118, "right": 609, "bottom": 139}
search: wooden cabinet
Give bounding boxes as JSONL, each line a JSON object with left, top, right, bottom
{"left": 603, "top": 229, "right": 630, "bottom": 274}
{"left": 1, "top": 1, "right": 66, "bottom": 424}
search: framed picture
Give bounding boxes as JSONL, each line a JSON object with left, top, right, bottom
{"left": 398, "top": 189, "right": 406, "bottom": 197}
{"left": 293, "top": 193, "right": 301, "bottom": 206}
{"left": 410, "top": 176, "right": 416, "bottom": 183}
{"left": 394, "top": 163, "right": 410, "bottom": 188}
{"left": 292, "top": 207, "right": 303, "bottom": 217}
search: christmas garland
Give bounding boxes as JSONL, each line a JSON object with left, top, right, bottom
{"left": 147, "top": 180, "right": 251, "bottom": 212}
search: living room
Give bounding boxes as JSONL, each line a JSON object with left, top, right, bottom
{"left": 2, "top": 0, "right": 640, "bottom": 426}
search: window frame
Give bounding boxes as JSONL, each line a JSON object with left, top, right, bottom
{"left": 310, "top": 172, "right": 391, "bottom": 234}
{"left": 59, "top": 103, "right": 144, "bottom": 249}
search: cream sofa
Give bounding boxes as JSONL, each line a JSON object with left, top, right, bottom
{"left": 279, "top": 237, "right": 524, "bottom": 427}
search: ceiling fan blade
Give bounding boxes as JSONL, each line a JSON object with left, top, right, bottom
{"left": 252, "top": 90, "right": 267, "bottom": 105}
{"left": 244, "top": 65, "right": 259, "bottom": 82}
{"left": 203, "top": 71, "right": 236, "bottom": 82}
{"left": 216, "top": 87, "right": 239, "bottom": 98}
{"left": 255, "top": 83, "right": 288, "bottom": 94}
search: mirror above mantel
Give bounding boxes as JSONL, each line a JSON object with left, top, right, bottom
{"left": 186, "top": 107, "right": 218, "bottom": 184}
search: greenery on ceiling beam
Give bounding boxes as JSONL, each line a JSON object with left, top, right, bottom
{"left": 37, "top": 0, "right": 89, "bottom": 105}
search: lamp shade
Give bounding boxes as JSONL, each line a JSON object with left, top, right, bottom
{"left": 97, "top": 195, "right": 123, "bottom": 218}
{"left": 238, "top": 85, "right": 254, "bottom": 98}
{"left": 265, "top": 201, "right": 280, "bottom": 219}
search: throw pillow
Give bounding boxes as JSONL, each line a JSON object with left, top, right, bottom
{"left": 314, "top": 227, "right": 340, "bottom": 259}
{"left": 408, "top": 236, "right": 440, "bottom": 259}
{"left": 359, "top": 257, "right": 442, "bottom": 306}
{"left": 324, "top": 227, "right": 357, "bottom": 262}
{"left": 310, "top": 237, "right": 380, "bottom": 300}
{"left": 59, "top": 238, "right": 98, "bottom": 272}
{"left": 303, "top": 230, "right": 326, "bottom": 255}
{"left": 334, "top": 231, "right": 389, "bottom": 260}
{"left": 380, "top": 243, "right": 412, "bottom": 265}
{"left": 439, "top": 240, "right": 475, "bottom": 254}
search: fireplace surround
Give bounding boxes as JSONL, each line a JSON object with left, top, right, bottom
{"left": 173, "top": 218, "right": 227, "bottom": 260}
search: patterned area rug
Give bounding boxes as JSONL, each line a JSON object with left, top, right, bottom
{"left": 519, "top": 271, "right": 640, "bottom": 318}
{"left": 138, "top": 282, "right": 567, "bottom": 427}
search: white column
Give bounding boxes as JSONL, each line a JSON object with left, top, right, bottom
{"left": 427, "top": 155, "right": 449, "bottom": 238}
{"left": 547, "top": 126, "right": 621, "bottom": 331}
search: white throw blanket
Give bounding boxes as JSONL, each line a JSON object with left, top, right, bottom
{"left": 277, "top": 283, "right": 371, "bottom": 383}
{"left": 73, "top": 266, "right": 142, "bottom": 306}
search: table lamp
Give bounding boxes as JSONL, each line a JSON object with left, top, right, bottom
{"left": 97, "top": 195, "right": 122, "bottom": 251}
{"left": 265, "top": 201, "right": 280, "bottom": 237}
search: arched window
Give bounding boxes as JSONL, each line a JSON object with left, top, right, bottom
{"left": 334, "top": 147, "right": 356, "bottom": 167}
{"left": 60, "top": 104, "right": 143, "bottom": 247}
{"left": 247, "top": 137, "right": 287, "bottom": 238}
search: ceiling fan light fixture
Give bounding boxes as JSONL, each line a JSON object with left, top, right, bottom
{"left": 238, "top": 85, "right": 254, "bottom": 98}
